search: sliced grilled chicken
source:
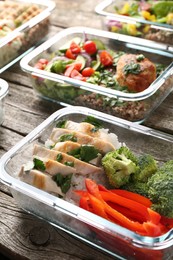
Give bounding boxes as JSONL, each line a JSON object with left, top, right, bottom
{"left": 19, "top": 167, "right": 64, "bottom": 196}
{"left": 49, "top": 128, "right": 115, "bottom": 154}
{"left": 53, "top": 141, "right": 102, "bottom": 166}
{"left": 44, "top": 159, "right": 76, "bottom": 176}
{"left": 33, "top": 144, "right": 104, "bottom": 175}
{"left": 53, "top": 141, "right": 81, "bottom": 153}
{"left": 64, "top": 120, "right": 120, "bottom": 148}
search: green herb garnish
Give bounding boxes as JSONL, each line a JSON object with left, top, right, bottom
{"left": 123, "top": 62, "right": 141, "bottom": 75}
{"left": 56, "top": 120, "right": 67, "bottom": 128}
{"left": 56, "top": 153, "right": 63, "bottom": 162}
{"left": 82, "top": 116, "right": 102, "bottom": 130}
{"left": 136, "top": 54, "right": 145, "bottom": 61}
{"left": 52, "top": 173, "right": 73, "bottom": 194}
{"left": 64, "top": 161, "right": 74, "bottom": 167}
{"left": 59, "top": 134, "right": 77, "bottom": 142}
{"left": 67, "top": 145, "right": 99, "bottom": 162}
{"left": 33, "top": 158, "right": 46, "bottom": 171}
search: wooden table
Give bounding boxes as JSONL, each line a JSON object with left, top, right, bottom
{"left": 0, "top": 0, "right": 173, "bottom": 259}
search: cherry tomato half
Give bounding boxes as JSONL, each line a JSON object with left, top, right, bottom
{"left": 83, "top": 41, "right": 97, "bottom": 55}
{"left": 99, "top": 51, "right": 113, "bottom": 67}
{"left": 65, "top": 48, "right": 76, "bottom": 59}
{"left": 82, "top": 67, "right": 95, "bottom": 77}
{"left": 38, "top": 58, "right": 49, "bottom": 65}
{"left": 70, "top": 41, "right": 81, "bottom": 54}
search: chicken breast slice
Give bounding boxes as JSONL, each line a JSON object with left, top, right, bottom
{"left": 19, "top": 167, "right": 64, "bottom": 196}
{"left": 33, "top": 144, "right": 104, "bottom": 175}
{"left": 53, "top": 141, "right": 102, "bottom": 166}
{"left": 49, "top": 128, "right": 115, "bottom": 154}
{"left": 65, "top": 120, "right": 120, "bottom": 148}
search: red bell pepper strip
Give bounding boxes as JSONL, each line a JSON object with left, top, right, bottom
{"left": 75, "top": 179, "right": 166, "bottom": 237}
{"left": 98, "top": 184, "right": 152, "bottom": 207}
{"left": 88, "top": 194, "right": 110, "bottom": 220}
{"left": 99, "top": 191, "right": 150, "bottom": 221}
{"left": 110, "top": 189, "right": 152, "bottom": 208}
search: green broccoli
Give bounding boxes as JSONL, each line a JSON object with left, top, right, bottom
{"left": 132, "top": 154, "right": 158, "bottom": 183}
{"left": 101, "top": 146, "right": 139, "bottom": 188}
{"left": 122, "top": 182, "right": 149, "bottom": 198}
{"left": 147, "top": 160, "right": 173, "bottom": 218}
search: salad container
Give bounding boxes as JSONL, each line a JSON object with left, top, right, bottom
{"left": 0, "top": 106, "right": 173, "bottom": 259}
{"left": 20, "top": 26, "right": 173, "bottom": 123}
{"left": 95, "top": 0, "right": 173, "bottom": 46}
{"left": 0, "top": 78, "right": 8, "bottom": 125}
{"left": 0, "top": 0, "right": 55, "bottom": 73}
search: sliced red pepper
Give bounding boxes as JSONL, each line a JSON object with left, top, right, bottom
{"left": 108, "top": 201, "right": 146, "bottom": 223}
{"left": 85, "top": 178, "right": 103, "bottom": 201}
{"left": 88, "top": 194, "right": 109, "bottom": 220}
{"left": 110, "top": 189, "right": 152, "bottom": 208}
{"left": 142, "top": 222, "right": 162, "bottom": 237}
{"left": 79, "top": 194, "right": 93, "bottom": 212}
{"left": 147, "top": 208, "right": 161, "bottom": 225}
{"left": 99, "top": 191, "right": 150, "bottom": 221}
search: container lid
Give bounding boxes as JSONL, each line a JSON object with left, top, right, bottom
{"left": 0, "top": 79, "right": 9, "bottom": 99}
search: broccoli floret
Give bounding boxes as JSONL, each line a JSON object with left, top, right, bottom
{"left": 132, "top": 154, "right": 158, "bottom": 183}
{"left": 147, "top": 160, "right": 173, "bottom": 218}
{"left": 102, "top": 146, "right": 139, "bottom": 188}
{"left": 122, "top": 182, "right": 149, "bottom": 198}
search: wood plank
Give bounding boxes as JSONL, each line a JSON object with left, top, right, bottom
{"left": 0, "top": 191, "right": 113, "bottom": 260}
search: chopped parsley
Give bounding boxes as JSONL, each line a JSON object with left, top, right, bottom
{"left": 58, "top": 133, "right": 77, "bottom": 142}
{"left": 82, "top": 116, "right": 103, "bottom": 131}
{"left": 136, "top": 54, "right": 145, "bottom": 61}
{"left": 33, "top": 158, "right": 46, "bottom": 171}
{"left": 123, "top": 62, "right": 141, "bottom": 76}
{"left": 52, "top": 173, "right": 73, "bottom": 194}
{"left": 56, "top": 153, "right": 63, "bottom": 162}
{"left": 68, "top": 145, "right": 99, "bottom": 162}
{"left": 56, "top": 120, "right": 67, "bottom": 128}
{"left": 64, "top": 161, "right": 74, "bottom": 167}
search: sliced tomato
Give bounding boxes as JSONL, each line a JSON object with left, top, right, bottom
{"left": 99, "top": 51, "right": 113, "bottom": 66}
{"left": 65, "top": 48, "right": 76, "bottom": 59}
{"left": 64, "top": 65, "right": 75, "bottom": 77}
{"left": 66, "top": 62, "right": 82, "bottom": 71}
{"left": 82, "top": 67, "right": 95, "bottom": 77}
{"left": 83, "top": 41, "right": 97, "bottom": 55}
{"left": 38, "top": 58, "right": 49, "bottom": 65}
{"left": 70, "top": 69, "right": 86, "bottom": 81}
{"left": 70, "top": 41, "right": 81, "bottom": 54}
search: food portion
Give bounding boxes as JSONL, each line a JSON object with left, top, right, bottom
{"left": 114, "top": 0, "right": 173, "bottom": 25}
{"left": 106, "top": 0, "right": 173, "bottom": 44}
{"left": 18, "top": 116, "right": 173, "bottom": 237}
{"left": 32, "top": 34, "right": 169, "bottom": 122}
{"left": 0, "top": 0, "right": 50, "bottom": 68}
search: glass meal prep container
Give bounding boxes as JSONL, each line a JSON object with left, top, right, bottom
{"left": 95, "top": 0, "right": 173, "bottom": 46}
{"left": 0, "top": 0, "right": 55, "bottom": 73}
{"left": 1, "top": 106, "right": 173, "bottom": 259}
{"left": 0, "top": 78, "right": 8, "bottom": 125}
{"left": 20, "top": 26, "right": 173, "bottom": 123}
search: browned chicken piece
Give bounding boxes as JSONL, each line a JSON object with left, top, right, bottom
{"left": 116, "top": 53, "right": 157, "bottom": 92}
{"left": 33, "top": 144, "right": 104, "bottom": 175}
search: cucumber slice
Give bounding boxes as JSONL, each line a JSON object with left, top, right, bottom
{"left": 91, "top": 38, "right": 106, "bottom": 50}
{"left": 59, "top": 37, "right": 82, "bottom": 52}
{"left": 92, "top": 55, "right": 101, "bottom": 71}
{"left": 76, "top": 55, "right": 86, "bottom": 70}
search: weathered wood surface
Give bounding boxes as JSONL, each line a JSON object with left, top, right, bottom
{"left": 0, "top": 0, "right": 173, "bottom": 259}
